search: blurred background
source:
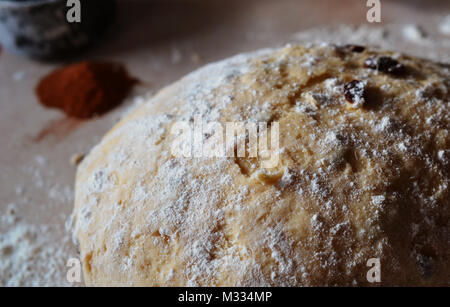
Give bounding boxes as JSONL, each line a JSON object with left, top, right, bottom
{"left": 0, "top": 0, "right": 449, "bottom": 286}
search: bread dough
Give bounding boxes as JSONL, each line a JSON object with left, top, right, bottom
{"left": 72, "top": 44, "right": 449, "bottom": 286}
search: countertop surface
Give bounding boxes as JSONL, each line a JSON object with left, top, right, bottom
{"left": 0, "top": 0, "right": 449, "bottom": 286}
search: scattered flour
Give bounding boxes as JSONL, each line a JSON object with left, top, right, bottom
{"left": 439, "top": 15, "right": 450, "bottom": 36}
{"left": 291, "top": 23, "right": 450, "bottom": 62}
{"left": 0, "top": 217, "right": 74, "bottom": 287}
{"left": 1, "top": 155, "right": 77, "bottom": 286}
{"left": 402, "top": 24, "right": 427, "bottom": 43}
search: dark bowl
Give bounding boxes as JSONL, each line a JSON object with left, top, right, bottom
{"left": 0, "top": 0, "right": 116, "bottom": 60}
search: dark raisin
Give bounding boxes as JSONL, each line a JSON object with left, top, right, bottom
{"left": 345, "top": 44, "right": 366, "bottom": 53}
{"left": 364, "top": 56, "right": 406, "bottom": 76}
{"left": 344, "top": 80, "right": 366, "bottom": 106}
{"left": 378, "top": 57, "right": 406, "bottom": 75}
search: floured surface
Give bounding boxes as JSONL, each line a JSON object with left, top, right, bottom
{"left": 0, "top": 214, "right": 73, "bottom": 286}
{"left": 291, "top": 23, "right": 450, "bottom": 62}
{"left": 1, "top": 0, "right": 449, "bottom": 287}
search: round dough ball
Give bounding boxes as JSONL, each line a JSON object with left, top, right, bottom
{"left": 73, "top": 44, "right": 449, "bottom": 286}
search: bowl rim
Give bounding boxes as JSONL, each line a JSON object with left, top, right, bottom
{"left": 0, "top": 0, "right": 64, "bottom": 9}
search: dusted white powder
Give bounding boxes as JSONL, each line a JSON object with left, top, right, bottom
{"left": 0, "top": 218, "right": 74, "bottom": 287}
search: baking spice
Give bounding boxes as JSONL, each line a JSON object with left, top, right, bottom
{"left": 36, "top": 61, "right": 138, "bottom": 119}
{"left": 32, "top": 117, "right": 81, "bottom": 143}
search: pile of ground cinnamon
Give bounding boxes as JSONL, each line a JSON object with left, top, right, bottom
{"left": 36, "top": 61, "right": 138, "bottom": 119}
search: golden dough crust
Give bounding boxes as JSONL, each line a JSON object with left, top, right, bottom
{"left": 73, "top": 44, "right": 449, "bottom": 286}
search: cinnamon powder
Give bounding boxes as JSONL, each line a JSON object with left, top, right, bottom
{"left": 36, "top": 61, "right": 138, "bottom": 119}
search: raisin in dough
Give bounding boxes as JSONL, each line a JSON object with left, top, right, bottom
{"left": 72, "top": 44, "right": 450, "bottom": 286}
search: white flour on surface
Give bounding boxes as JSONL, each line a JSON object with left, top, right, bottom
{"left": 0, "top": 157, "right": 77, "bottom": 287}
{"left": 0, "top": 214, "right": 73, "bottom": 287}
{"left": 291, "top": 23, "right": 450, "bottom": 62}
{"left": 439, "top": 14, "right": 450, "bottom": 35}
{"left": 2, "top": 22, "right": 449, "bottom": 287}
